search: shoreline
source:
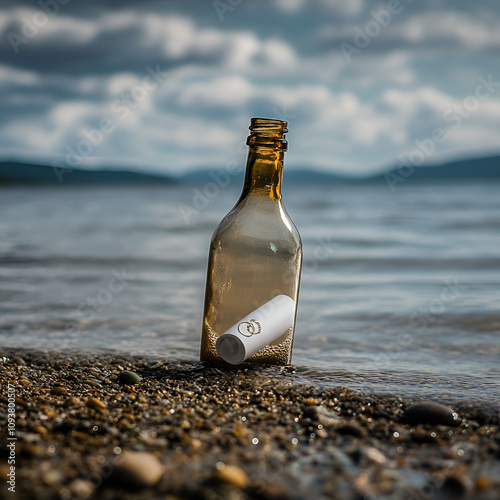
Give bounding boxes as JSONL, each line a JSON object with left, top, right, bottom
{"left": 1, "top": 347, "right": 499, "bottom": 499}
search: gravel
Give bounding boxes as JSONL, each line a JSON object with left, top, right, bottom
{"left": 0, "top": 348, "right": 499, "bottom": 500}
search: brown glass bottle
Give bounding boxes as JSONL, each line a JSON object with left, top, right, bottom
{"left": 200, "top": 118, "right": 302, "bottom": 364}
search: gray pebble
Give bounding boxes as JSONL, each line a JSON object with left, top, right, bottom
{"left": 402, "top": 402, "right": 460, "bottom": 427}
{"left": 118, "top": 371, "right": 142, "bottom": 385}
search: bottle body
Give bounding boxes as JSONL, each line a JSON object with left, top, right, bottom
{"left": 200, "top": 118, "right": 302, "bottom": 364}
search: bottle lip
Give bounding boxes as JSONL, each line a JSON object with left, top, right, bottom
{"left": 246, "top": 117, "right": 288, "bottom": 151}
{"left": 249, "top": 118, "right": 288, "bottom": 131}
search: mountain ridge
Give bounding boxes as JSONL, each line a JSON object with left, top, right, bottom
{"left": 0, "top": 154, "right": 499, "bottom": 185}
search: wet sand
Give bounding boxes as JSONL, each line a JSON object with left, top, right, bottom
{"left": 0, "top": 348, "right": 499, "bottom": 500}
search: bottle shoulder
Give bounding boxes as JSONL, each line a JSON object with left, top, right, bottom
{"left": 211, "top": 196, "right": 301, "bottom": 250}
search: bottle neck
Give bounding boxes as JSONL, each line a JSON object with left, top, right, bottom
{"left": 241, "top": 146, "right": 285, "bottom": 200}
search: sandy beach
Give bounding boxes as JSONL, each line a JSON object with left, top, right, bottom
{"left": 1, "top": 348, "right": 499, "bottom": 500}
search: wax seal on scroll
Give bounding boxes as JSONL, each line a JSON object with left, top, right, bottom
{"left": 237, "top": 319, "right": 261, "bottom": 337}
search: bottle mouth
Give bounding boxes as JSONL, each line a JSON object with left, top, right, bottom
{"left": 246, "top": 118, "right": 288, "bottom": 151}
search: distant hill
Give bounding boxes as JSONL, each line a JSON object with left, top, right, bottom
{"left": 177, "top": 155, "right": 500, "bottom": 185}
{"left": 176, "top": 167, "right": 355, "bottom": 185}
{"left": 0, "top": 161, "right": 176, "bottom": 185}
{"left": 370, "top": 154, "right": 500, "bottom": 182}
{"left": 0, "top": 154, "right": 499, "bottom": 186}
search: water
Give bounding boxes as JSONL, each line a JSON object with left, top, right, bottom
{"left": 1, "top": 181, "right": 499, "bottom": 403}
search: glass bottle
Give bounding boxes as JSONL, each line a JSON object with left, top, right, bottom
{"left": 200, "top": 118, "right": 302, "bottom": 364}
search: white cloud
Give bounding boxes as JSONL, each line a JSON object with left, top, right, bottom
{"left": 176, "top": 76, "right": 254, "bottom": 107}
{"left": 1, "top": 2, "right": 499, "bottom": 174}
{"left": 273, "top": 0, "right": 364, "bottom": 16}
{"left": 393, "top": 12, "right": 500, "bottom": 50}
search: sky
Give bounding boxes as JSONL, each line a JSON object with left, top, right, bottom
{"left": 0, "top": 0, "right": 499, "bottom": 176}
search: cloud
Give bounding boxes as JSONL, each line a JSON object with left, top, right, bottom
{"left": 1, "top": 9, "right": 298, "bottom": 76}
{"left": 273, "top": 0, "right": 364, "bottom": 16}
{"left": 319, "top": 9, "right": 500, "bottom": 54}
{"left": 0, "top": 0, "right": 499, "bottom": 174}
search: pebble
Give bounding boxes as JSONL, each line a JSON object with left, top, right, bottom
{"left": 64, "top": 397, "right": 80, "bottom": 407}
{"left": 84, "top": 378, "right": 102, "bottom": 388}
{"left": 303, "top": 397, "right": 319, "bottom": 406}
{"left": 118, "top": 371, "right": 142, "bottom": 385}
{"left": 337, "top": 423, "right": 367, "bottom": 437}
{"left": 303, "top": 405, "right": 339, "bottom": 427}
{"left": 68, "top": 479, "right": 94, "bottom": 499}
{"left": 364, "top": 447, "right": 386, "bottom": 465}
{"left": 86, "top": 398, "right": 106, "bottom": 410}
{"left": 440, "top": 474, "right": 473, "bottom": 496}
{"left": 51, "top": 387, "right": 69, "bottom": 396}
{"left": 212, "top": 464, "right": 249, "bottom": 489}
{"left": 32, "top": 425, "right": 48, "bottom": 436}
{"left": 42, "top": 469, "right": 64, "bottom": 486}
{"left": 402, "top": 402, "right": 460, "bottom": 427}
{"left": 111, "top": 451, "right": 164, "bottom": 488}
{"left": 2, "top": 349, "right": 499, "bottom": 500}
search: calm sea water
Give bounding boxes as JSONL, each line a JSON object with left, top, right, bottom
{"left": 1, "top": 181, "right": 499, "bottom": 403}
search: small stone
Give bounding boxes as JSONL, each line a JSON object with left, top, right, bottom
{"left": 21, "top": 444, "right": 46, "bottom": 458}
{"left": 303, "top": 398, "right": 319, "bottom": 406}
{"left": 84, "top": 379, "right": 102, "bottom": 388}
{"left": 213, "top": 464, "right": 249, "bottom": 489}
{"left": 43, "top": 408, "right": 58, "bottom": 418}
{"left": 475, "top": 477, "right": 492, "bottom": 490}
{"left": 11, "top": 356, "right": 27, "bottom": 365}
{"left": 252, "top": 481, "right": 289, "bottom": 499}
{"left": 440, "top": 474, "right": 473, "bottom": 496}
{"left": 86, "top": 398, "right": 106, "bottom": 410}
{"left": 337, "top": 423, "right": 367, "bottom": 437}
{"left": 365, "top": 447, "right": 386, "bottom": 464}
{"left": 51, "top": 387, "right": 69, "bottom": 396}
{"left": 402, "top": 402, "right": 460, "bottom": 427}
{"left": 64, "top": 397, "right": 80, "bottom": 407}
{"left": 110, "top": 451, "right": 163, "bottom": 488}
{"left": 32, "top": 425, "right": 48, "bottom": 436}
{"left": 69, "top": 479, "right": 94, "bottom": 499}
{"left": 186, "top": 384, "right": 201, "bottom": 393}
{"left": 190, "top": 438, "right": 203, "bottom": 450}
{"left": 42, "top": 469, "right": 64, "bottom": 486}
{"left": 118, "top": 371, "right": 142, "bottom": 385}
{"left": 303, "top": 406, "right": 339, "bottom": 426}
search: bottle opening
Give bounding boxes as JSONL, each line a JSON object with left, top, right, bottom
{"left": 246, "top": 117, "right": 288, "bottom": 151}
